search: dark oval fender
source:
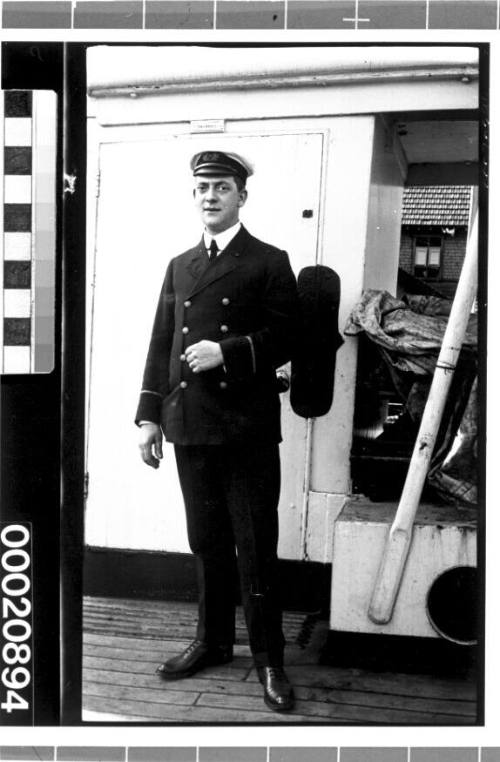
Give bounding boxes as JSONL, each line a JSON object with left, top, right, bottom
{"left": 290, "top": 265, "right": 343, "bottom": 418}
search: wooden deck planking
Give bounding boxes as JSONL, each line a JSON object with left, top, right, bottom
{"left": 246, "top": 664, "right": 477, "bottom": 701}
{"left": 193, "top": 692, "right": 468, "bottom": 724}
{"left": 86, "top": 596, "right": 308, "bottom": 625}
{"left": 85, "top": 680, "right": 205, "bottom": 707}
{"left": 83, "top": 631, "right": 475, "bottom": 701}
{"left": 84, "top": 643, "right": 254, "bottom": 667}
{"left": 84, "top": 632, "right": 255, "bottom": 660}
{"left": 83, "top": 695, "right": 308, "bottom": 723}
{"left": 83, "top": 596, "right": 478, "bottom": 724}
{"left": 85, "top": 656, "right": 253, "bottom": 682}
{"left": 83, "top": 665, "right": 475, "bottom": 718}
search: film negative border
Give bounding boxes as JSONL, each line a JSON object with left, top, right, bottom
{"left": 1, "top": 90, "right": 57, "bottom": 375}
{"left": 1, "top": 45, "right": 67, "bottom": 726}
{"left": 0, "top": 749, "right": 500, "bottom": 762}
{"left": 0, "top": 0, "right": 499, "bottom": 30}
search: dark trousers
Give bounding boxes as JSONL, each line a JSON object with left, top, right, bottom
{"left": 174, "top": 442, "right": 285, "bottom": 667}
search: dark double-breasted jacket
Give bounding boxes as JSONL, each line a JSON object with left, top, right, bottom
{"left": 136, "top": 225, "right": 299, "bottom": 445}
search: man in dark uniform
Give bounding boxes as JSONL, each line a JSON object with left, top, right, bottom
{"left": 137, "top": 150, "right": 298, "bottom": 712}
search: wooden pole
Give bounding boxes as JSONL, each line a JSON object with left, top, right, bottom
{"left": 368, "top": 204, "right": 478, "bottom": 625}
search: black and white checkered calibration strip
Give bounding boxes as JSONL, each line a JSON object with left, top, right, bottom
{"left": 1, "top": 91, "right": 33, "bottom": 373}
{"left": 1, "top": 90, "right": 56, "bottom": 374}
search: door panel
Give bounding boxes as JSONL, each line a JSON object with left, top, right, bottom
{"left": 85, "top": 128, "right": 324, "bottom": 559}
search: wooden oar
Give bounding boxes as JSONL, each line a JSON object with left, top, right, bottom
{"left": 368, "top": 203, "right": 478, "bottom": 625}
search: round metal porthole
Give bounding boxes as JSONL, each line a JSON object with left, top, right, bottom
{"left": 426, "top": 566, "right": 478, "bottom": 645}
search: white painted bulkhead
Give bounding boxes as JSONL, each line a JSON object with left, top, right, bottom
{"left": 84, "top": 46, "right": 479, "bottom": 567}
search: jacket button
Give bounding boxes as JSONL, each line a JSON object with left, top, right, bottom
{"left": 220, "top": 325, "right": 229, "bottom": 333}
{"left": 184, "top": 300, "right": 191, "bottom": 308}
{"left": 180, "top": 381, "right": 188, "bottom": 389}
{"left": 180, "top": 354, "right": 186, "bottom": 361}
{"left": 222, "top": 297, "right": 230, "bottom": 306}
{"left": 219, "top": 381, "right": 228, "bottom": 390}
{"left": 182, "top": 326, "right": 189, "bottom": 334}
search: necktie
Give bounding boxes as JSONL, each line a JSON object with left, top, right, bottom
{"left": 208, "top": 239, "right": 218, "bottom": 261}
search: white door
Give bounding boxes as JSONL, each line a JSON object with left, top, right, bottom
{"left": 85, "top": 127, "right": 324, "bottom": 559}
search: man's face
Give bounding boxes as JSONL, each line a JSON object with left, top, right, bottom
{"left": 193, "top": 175, "right": 247, "bottom": 234}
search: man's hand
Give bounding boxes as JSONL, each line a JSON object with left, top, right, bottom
{"left": 185, "top": 340, "right": 224, "bottom": 373}
{"left": 138, "top": 422, "right": 163, "bottom": 469}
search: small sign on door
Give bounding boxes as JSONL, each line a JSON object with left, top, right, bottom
{"left": 190, "top": 119, "right": 225, "bottom": 134}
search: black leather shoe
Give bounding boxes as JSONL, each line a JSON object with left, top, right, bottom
{"left": 257, "top": 666, "right": 295, "bottom": 712}
{"left": 156, "top": 639, "right": 233, "bottom": 680}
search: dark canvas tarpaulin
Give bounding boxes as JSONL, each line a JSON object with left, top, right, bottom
{"left": 345, "top": 290, "right": 478, "bottom": 506}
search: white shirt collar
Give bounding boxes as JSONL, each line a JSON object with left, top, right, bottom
{"left": 203, "top": 221, "right": 241, "bottom": 254}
